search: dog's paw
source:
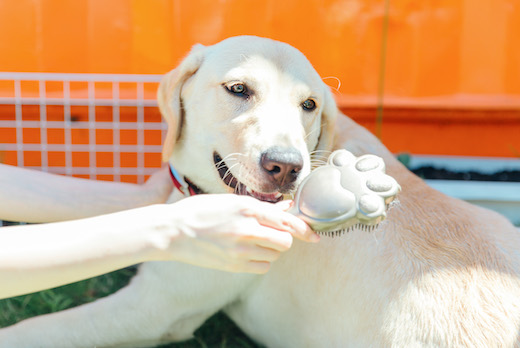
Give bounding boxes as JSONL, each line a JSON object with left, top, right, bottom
{"left": 291, "top": 149, "right": 400, "bottom": 232}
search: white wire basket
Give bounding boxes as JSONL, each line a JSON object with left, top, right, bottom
{"left": 0, "top": 72, "right": 166, "bottom": 184}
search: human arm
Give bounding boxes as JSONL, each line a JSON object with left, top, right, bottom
{"left": 0, "top": 164, "right": 173, "bottom": 223}
{"left": 0, "top": 194, "right": 318, "bottom": 299}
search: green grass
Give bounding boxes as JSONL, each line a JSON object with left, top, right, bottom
{"left": 0, "top": 267, "right": 260, "bottom": 348}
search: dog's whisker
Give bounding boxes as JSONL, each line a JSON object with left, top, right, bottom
{"left": 215, "top": 158, "right": 231, "bottom": 169}
{"left": 303, "top": 126, "right": 322, "bottom": 142}
{"left": 310, "top": 150, "right": 330, "bottom": 168}
{"left": 310, "top": 156, "right": 329, "bottom": 170}
{"left": 237, "top": 162, "right": 245, "bottom": 184}
{"left": 310, "top": 154, "right": 329, "bottom": 161}
{"left": 216, "top": 152, "right": 243, "bottom": 163}
{"left": 311, "top": 160, "right": 328, "bottom": 167}
{"left": 310, "top": 155, "right": 329, "bottom": 162}
{"left": 216, "top": 161, "right": 227, "bottom": 171}
{"left": 230, "top": 165, "right": 244, "bottom": 195}
{"left": 222, "top": 152, "right": 246, "bottom": 163}
{"left": 310, "top": 149, "right": 330, "bottom": 156}
{"left": 221, "top": 164, "right": 240, "bottom": 187}
{"left": 218, "top": 153, "right": 246, "bottom": 174}
{"left": 223, "top": 163, "right": 240, "bottom": 182}
{"left": 310, "top": 149, "right": 333, "bottom": 155}
{"left": 215, "top": 154, "right": 241, "bottom": 171}
{"left": 310, "top": 156, "right": 329, "bottom": 161}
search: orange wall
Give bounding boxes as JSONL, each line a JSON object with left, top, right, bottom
{"left": 1, "top": 0, "right": 520, "bottom": 98}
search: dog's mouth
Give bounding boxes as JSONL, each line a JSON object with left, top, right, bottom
{"left": 213, "top": 152, "right": 283, "bottom": 203}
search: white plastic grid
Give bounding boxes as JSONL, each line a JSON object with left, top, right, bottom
{"left": 0, "top": 72, "right": 166, "bottom": 183}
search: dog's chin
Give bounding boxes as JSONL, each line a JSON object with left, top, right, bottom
{"left": 213, "top": 152, "right": 285, "bottom": 203}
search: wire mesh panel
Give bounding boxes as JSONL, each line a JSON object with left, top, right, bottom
{"left": 0, "top": 72, "right": 165, "bottom": 183}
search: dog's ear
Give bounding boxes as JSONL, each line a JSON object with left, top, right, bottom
{"left": 316, "top": 85, "right": 339, "bottom": 152}
{"left": 158, "top": 44, "right": 206, "bottom": 161}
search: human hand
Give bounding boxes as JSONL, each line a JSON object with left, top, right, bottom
{"left": 155, "top": 194, "right": 318, "bottom": 274}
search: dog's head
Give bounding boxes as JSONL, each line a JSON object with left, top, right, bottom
{"left": 158, "top": 36, "right": 338, "bottom": 202}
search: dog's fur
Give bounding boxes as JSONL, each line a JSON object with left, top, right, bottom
{"left": 1, "top": 36, "right": 520, "bottom": 348}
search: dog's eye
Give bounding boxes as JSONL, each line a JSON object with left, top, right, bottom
{"left": 229, "top": 83, "right": 247, "bottom": 95}
{"left": 302, "top": 99, "right": 316, "bottom": 111}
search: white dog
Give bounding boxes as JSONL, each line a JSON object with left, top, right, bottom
{"left": 1, "top": 36, "right": 519, "bottom": 348}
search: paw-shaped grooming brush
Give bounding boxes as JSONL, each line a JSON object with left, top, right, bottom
{"left": 289, "top": 149, "right": 400, "bottom": 237}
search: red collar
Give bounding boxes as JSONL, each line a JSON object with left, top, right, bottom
{"left": 168, "top": 164, "right": 203, "bottom": 196}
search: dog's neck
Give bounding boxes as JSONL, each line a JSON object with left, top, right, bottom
{"left": 168, "top": 163, "right": 204, "bottom": 196}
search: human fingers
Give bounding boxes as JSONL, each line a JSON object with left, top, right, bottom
{"left": 244, "top": 261, "right": 271, "bottom": 274}
{"left": 274, "top": 199, "right": 292, "bottom": 211}
{"left": 241, "top": 202, "right": 320, "bottom": 243}
{"left": 275, "top": 200, "right": 320, "bottom": 242}
{"left": 229, "top": 244, "right": 282, "bottom": 263}
{"left": 252, "top": 231, "right": 293, "bottom": 253}
{"left": 237, "top": 223, "right": 294, "bottom": 252}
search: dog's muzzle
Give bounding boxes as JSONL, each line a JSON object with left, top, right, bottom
{"left": 213, "top": 152, "right": 285, "bottom": 203}
{"left": 260, "top": 146, "right": 303, "bottom": 189}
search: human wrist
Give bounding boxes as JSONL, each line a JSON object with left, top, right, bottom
{"left": 137, "top": 204, "right": 184, "bottom": 262}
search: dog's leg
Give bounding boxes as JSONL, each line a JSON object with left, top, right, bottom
{"left": 0, "top": 262, "right": 255, "bottom": 348}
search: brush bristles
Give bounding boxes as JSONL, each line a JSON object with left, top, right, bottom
{"left": 317, "top": 223, "right": 380, "bottom": 237}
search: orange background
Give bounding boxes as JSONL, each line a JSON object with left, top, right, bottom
{"left": 1, "top": 0, "right": 520, "bottom": 158}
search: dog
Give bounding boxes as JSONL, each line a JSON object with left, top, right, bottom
{"left": 1, "top": 36, "right": 520, "bottom": 347}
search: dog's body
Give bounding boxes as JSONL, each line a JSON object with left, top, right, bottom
{"left": 1, "top": 36, "right": 520, "bottom": 347}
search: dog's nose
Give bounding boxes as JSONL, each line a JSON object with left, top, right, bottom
{"left": 261, "top": 147, "right": 303, "bottom": 187}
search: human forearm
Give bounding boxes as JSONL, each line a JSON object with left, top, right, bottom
{"left": 0, "top": 164, "right": 172, "bottom": 223}
{"left": 0, "top": 205, "right": 177, "bottom": 299}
